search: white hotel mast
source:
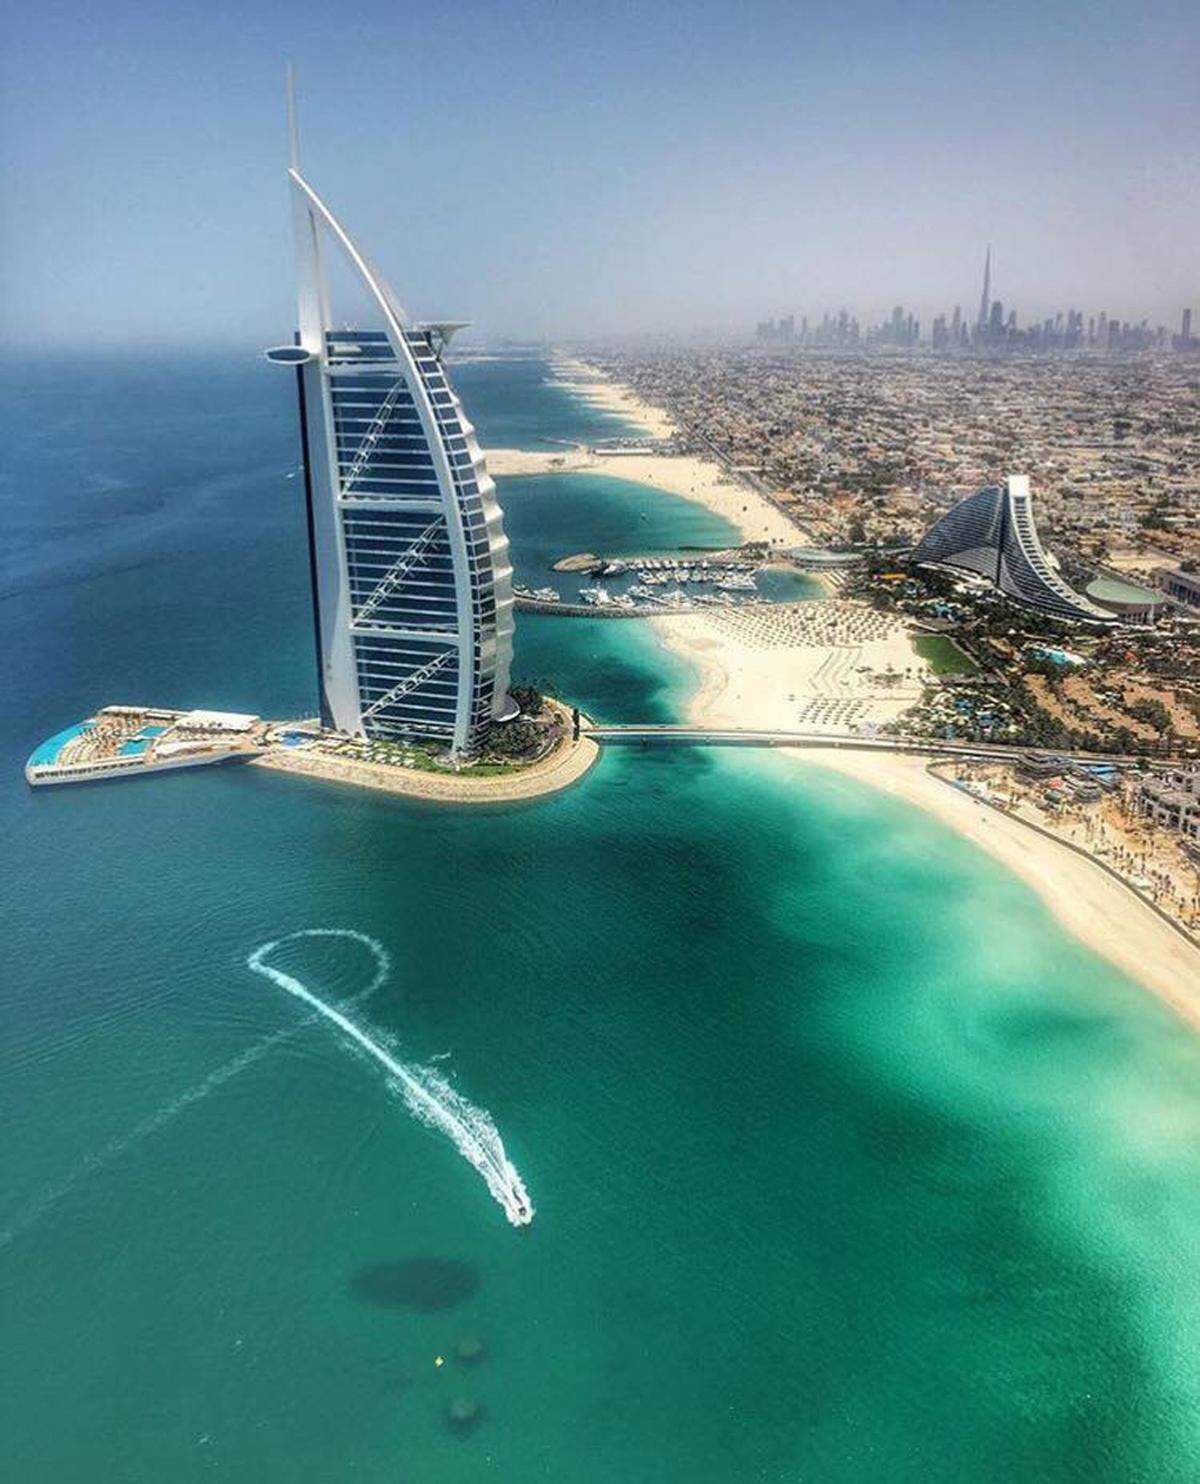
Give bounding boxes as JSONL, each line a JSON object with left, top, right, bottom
{"left": 267, "top": 69, "right": 516, "bottom": 753}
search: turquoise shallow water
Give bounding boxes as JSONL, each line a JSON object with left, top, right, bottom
{"left": 3, "top": 354, "right": 1200, "bottom": 1481}
{"left": 499, "top": 467, "right": 818, "bottom": 604}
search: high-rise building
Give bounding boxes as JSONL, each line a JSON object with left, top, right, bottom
{"left": 988, "top": 298, "right": 1004, "bottom": 336}
{"left": 265, "top": 78, "right": 515, "bottom": 752}
{"left": 977, "top": 245, "right": 992, "bottom": 330}
{"left": 912, "top": 476, "right": 1113, "bottom": 623}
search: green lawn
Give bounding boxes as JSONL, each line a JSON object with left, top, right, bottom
{"left": 344, "top": 740, "right": 554, "bottom": 777}
{"left": 913, "top": 634, "right": 979, "bottom": 675}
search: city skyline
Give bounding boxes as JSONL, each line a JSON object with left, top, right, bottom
{"left": 755, "top": 246, "right": 1199, "bottom": 352}
{"left": 2, "top": 0, "right": 1197, "bottom": 346}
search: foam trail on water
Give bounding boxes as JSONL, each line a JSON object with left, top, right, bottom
{"left": 0, "top": 930, "right": 390, "bottom": 1251}
{"left": 247, "top": 938, "right": 533, "bottom": 1227}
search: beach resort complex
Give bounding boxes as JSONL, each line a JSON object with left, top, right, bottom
{"left": 12, "top": 6, "right": 1200, "bottom": 1473}
{"left": 911, "top": 475, "right": 1114, "bottom": 623}
{"left": 25, "top": 92, "right": 596, "bottom": 803}
{"left": 490, "top": 353, "right": 1200, "bottom": 961}
{"left": 16, "top": 87, "right": 1200, "bottom": 937}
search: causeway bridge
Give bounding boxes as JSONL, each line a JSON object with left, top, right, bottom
{"left": 580, "top": 725, "right": 1164, "bottom": 769}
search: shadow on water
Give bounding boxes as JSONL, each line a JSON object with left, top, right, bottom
{"left": 350, "top": 1257, "right": 479, "bottom": 1312}
{"left": 446, "top": 1396, "right": 486, "bottom": 1437}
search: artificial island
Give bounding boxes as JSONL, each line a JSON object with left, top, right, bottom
{"left": 26, "top": 93, "right": 596, "bottom": 806}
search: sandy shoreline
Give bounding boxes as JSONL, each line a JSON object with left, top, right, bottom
{"left": 536, "top": 359, "right": 1200, "bottom": 1016}
{"left": 547, "top": 355, "right": 678, "bottom": 439}
{"left": 658, "top": 600, "right": 1200, "bottom": 1014}
{"left": 651, "top": 594, "right": 1200, "bottom": 1019}
{"left": 486, "top": 445, "right": 801, "bottom": 547}
{"left": 653, "top": 601, "right": 927, "bottom": 736}
{"left": 251, "top": 707, "right": 598, "bottom": 805}
{"left": 795, "top": 748, "right": 1200, "bottom": 1024}
{"left": 486, "top": 355, "right": 803, "bottom": 549}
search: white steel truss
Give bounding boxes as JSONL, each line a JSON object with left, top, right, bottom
{"left": 359, "top": 649, "right": 454, "bottom": 722}
{"left": 339, "top": 378, "right": 408, "bottom": 494}
{"left": 352, "top": 518, "right": 444, "bottom": 624}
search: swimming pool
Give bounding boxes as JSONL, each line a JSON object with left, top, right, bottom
{"left": 1028, "top": 644, "right": 1086, "bottom": 668}
{"left": 26, "top": 721, "right": 92, "bottom": 768}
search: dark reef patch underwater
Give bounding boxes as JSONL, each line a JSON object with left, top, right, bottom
{"left": 351, "top": 1258, "right": 480, "bottom": 1313}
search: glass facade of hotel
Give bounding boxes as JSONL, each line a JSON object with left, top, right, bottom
{"left": 275, "top": 169, "right": 515, "bottom": 752}
{"left": 913, "top": 476, "right": 1112, "bottom": 624}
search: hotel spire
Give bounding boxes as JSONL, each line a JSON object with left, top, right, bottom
{"left": 285, "top": 62, "right": 300, "bottom": 171}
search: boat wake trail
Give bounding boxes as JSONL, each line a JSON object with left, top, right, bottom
{"left": 247, "top": 935, "right": 533, "bottom": 1228}
{"left": 0, "top": 930, "right": 390, "bottom": 1251}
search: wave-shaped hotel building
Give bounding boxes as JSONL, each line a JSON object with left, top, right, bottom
{"left": 912, "top": 475, "right": 1113, "bottom": 624}
{"left": 266, "top": 91, "right": 516, "bottom": 754}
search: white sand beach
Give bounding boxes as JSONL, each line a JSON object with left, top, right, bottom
{"left": 586, "top": 451, "right": 800, "bottom": 546}
{"left": 651, "top": 592, "right": 1200, "bottom": 1021}
{"left": 486, "top": 355, "right": 803, "bottom": 547}
{"left": 547, "top": 356, "right": 678, "bottom": 438}
{"left": 796, "top": 748, "right": 1200, "bottom": 1026}
{"left": 485, "top": 446, "right": 596, "bottom": 477}
{"left": 656, "top": 599, "right": 928, "bottom": 735}
{"left": 655, "top": 600, "right": 1200, "bottom": 1018}
{"left": 485, "top": 445, "right": 801, "bottom": 547}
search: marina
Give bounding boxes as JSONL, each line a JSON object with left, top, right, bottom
{"left": 514, "top": 550, "right": 813, "bottom": 616}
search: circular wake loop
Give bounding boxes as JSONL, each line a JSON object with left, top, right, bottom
{"left": 248, "top": 931, "right": 533, "bottom": 1228}
{"left": 1, "top": 928, "right": 530, "bottom": 1253}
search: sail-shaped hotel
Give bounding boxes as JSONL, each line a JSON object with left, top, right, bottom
{"left": 911, "top": 476, "right": 1113, "bottom": 624}
{"left": 266, "top": 89, "right": 516, "bottom": 754}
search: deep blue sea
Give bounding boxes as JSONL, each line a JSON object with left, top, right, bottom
{"left": 4, "top": 351, "right": 1200, "bottom": 1482}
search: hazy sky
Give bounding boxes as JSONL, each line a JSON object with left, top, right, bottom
{"left": 2, "top": 0, "right": 1196, "bottom": 346}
